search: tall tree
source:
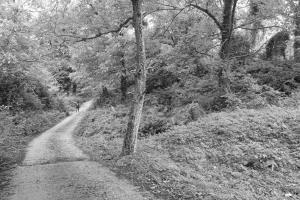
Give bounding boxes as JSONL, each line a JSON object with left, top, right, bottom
{"left": 187, "top": 0, "right": 238, "bottom": 59}
{"left": 119, "top": 49, "right": 128, "bottom": 102}
{"left": 121, "top": 0, "right": 146, "bottom": 155}
{"left": 294, "top": 0, "right": 300, "bottom": 62}
{"left": 219, "top": 0, "right": 238, "bottom": 59}
{"left": 249, "top": 0, "right": 261, "bottom": 48}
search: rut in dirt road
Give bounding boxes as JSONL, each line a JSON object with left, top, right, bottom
{"left": 8, "top": 101, "right": 147, "bottom": 200}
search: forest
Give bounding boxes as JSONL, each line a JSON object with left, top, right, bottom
{"left": 0, "top": 0, "right": 300, "bottom": 199}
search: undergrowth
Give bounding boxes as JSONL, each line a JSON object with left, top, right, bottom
{"left": 0, "top": 110, "right": 66, "bottom": 171}
{"left": 75, "top": 105, "right": 300, "bottom": 200}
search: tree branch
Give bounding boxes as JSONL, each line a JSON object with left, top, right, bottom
{"left": 145, "top": 7, "right": 181, "bottom": 16}
{"left": 188, "top": 3, "right": 222, "bottom": 31}
{"left": 154, "top": 2, "right": 179, "bottom": 10}
{"left": 56, "top": 17, "right": 133, "bottom": 42}
{"left": 229, "top": 0, "right": 238, "bottom": 36}
{"left": 239, "top": 25, "right": 283, "bottom": 31}
{"left": 162, "top": 8, "right": 185, "bottom": 35}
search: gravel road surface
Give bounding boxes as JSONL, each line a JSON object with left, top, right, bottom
{"left": 8, "top": 101, "right": 146, "bottom": 200}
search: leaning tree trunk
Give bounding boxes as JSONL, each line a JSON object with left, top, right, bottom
{"left": 121, "top": 0, "right": 146, "bottom": 156}
{"left": 219, "top": 0, "right": 237, "bottom": 59}
{"left": 294, "top": 0, "right": 300, "bottom": 62}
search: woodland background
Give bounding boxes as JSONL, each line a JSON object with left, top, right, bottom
{"left": 1, "top": 0, "right": 300, "bottom": 199}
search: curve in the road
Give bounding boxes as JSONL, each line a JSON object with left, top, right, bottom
{"left": 8, "top": 100, "right": 146, "bottom": 200}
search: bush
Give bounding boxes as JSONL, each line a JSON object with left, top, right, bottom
{"left": 146, "top": 69, "right": 180, "bottom": 93}
{"left": 188, "top": 102, "right": 206, "bottom": 121}
{"left": 51, "top": 97, "right": 68, "bottom": 112}
{"left": 247, "top": 60, "right": 300, "bottom": 94}
{"left": 139, "top": 120, "right": 170, "bottom": 138}
{"left": 76, "top": 106, "right": 127, "bottom": 138}
{"left": 75, "top": 104, "right": 300, "bottom": 200}
{"left": 193, "top": 63, "right": 210, "bottom": 78}
{"left": 0, "top": 69, "right": 61, "bottom": 111}
{"left": 206, "top": 93, "right": 242, "bottom": 111}
{"left": 0, "top": 110, "right": 66, "bottom": 171}
{"left": 94, "top": 87, "right": 120, "bottom": 108}
{"left": 1, "top": 111, "right": 65, "bottom": 136}
{"left": 205, "top": 69, "right": 284, "bottom": 111}
{"left": 228, "top": 34, "right": 251, "bottom": 59}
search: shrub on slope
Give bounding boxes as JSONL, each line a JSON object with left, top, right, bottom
{"left": 76, "top": 106, "right": 300, "bottom": 200}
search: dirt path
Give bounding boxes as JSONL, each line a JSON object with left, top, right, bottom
{"left": 8, "top": 101, "right": 146, "bottom": 200}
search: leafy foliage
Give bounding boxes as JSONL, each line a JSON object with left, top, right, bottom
{"left": 2, "top": 0, "right": 300, "bottom": 198}
{"left": 76, "top": 105, "right": 300, "bottom": 200}
{"left": 146, "top": 69, "right": 180, "bottom": 93}
{"left": 0, "top": 68, "right": 58, "bottom": 111}
{"left": 139, "top": 120, "right": 170, "bottom": 138}
{"left": 52, "top": 64, "right": 76, "bottom": 94}
{"left": 0, "top": 110, "right": 65, "bottom": 171}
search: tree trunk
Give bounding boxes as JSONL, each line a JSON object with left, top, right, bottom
{"left": 219, "top": 0, "right": 237, "bottom": 59}
{"left": 294, "top": 0, "right": 300, "bottom": 62}
{"left": 120, "top": 51, "right": 127, "bottom": 102}
{"left": 249, "top": 0, "right": 260, "bottom": 48}
{"left": 121, "top": 0, "right": 146, "bottom": 156}
{"left": 72, "top": 82, "right": 77, "bottom": 94}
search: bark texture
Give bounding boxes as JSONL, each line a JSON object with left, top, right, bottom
{"left": 219, "top": 0, "right": 237, "bottom": 59}
{"left": 120, "top": 51, "right": 127, "bottom": 102}
{"left": 189, "top": 0, "right": 237, "bottom": 59}
{"left": 294, "top": 0, "right": 300, "bottom": 62}
{"left": 121, "top": 0, "right": 146, "bottom": 156}
{"left": 250, "top": 0, "right": 260, "bottom": 48}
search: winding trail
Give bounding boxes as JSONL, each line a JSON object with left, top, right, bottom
{"left": 8, "top": 101, "right": 146, "bottom": 200}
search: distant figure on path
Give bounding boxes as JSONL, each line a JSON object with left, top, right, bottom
{"left": 75, "top": 102, "right": 80, "bottom": 112}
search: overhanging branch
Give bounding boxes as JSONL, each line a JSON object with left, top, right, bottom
{"left": 57, "top": 17, "right": 133, "bottom": 42}
{"left": 188, "top": 3, "right": 222, "bottom": 31}
{"left": 162, "top": 8, "right": 186, "bottom": 35}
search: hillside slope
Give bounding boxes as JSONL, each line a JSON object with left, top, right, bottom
{"left": 75, "top": 105, "right": 300, "bottom": 200}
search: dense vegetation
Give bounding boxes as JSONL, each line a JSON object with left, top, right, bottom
{"left": 0, "top": 0, "right": 79, "bottom": 190}
{"left": 75, "top": 104, "right": 300, "bottom": 200}
{"left": 1, "top": 0, "right": 300, "bottom": 199}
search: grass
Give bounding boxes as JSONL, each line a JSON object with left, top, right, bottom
{"left": 0, "top": 110, "right": 66, "bottom": 197}
{"left": 75, "top": 105, "right": 300, "bottom": 200}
